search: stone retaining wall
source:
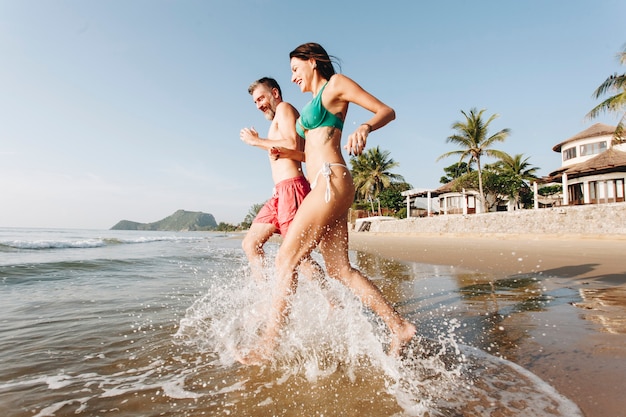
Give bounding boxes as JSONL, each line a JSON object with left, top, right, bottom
{"left": 365, "top": 203, "right": 626, "bottom": 237}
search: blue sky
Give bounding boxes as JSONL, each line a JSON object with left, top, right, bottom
{"left": 1, "top": 0, "right": 624, "bottom": 229}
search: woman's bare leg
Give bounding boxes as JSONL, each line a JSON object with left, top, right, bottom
{"left": 297, "top": 255, "right": 326, "bottom": 284}
{"left": 318, "top": 215, "right": 416, "bottom": 356}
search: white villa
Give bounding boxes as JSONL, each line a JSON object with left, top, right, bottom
{"left": 545, "top": 123, "right": 626, "bottom": 205}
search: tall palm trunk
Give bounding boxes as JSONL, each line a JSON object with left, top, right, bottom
{"left": 475, "top": 157, "right": 485, "bottom": 213}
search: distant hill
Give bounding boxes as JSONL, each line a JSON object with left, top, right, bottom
{"left": 110, "top": 209, "right": 218, "bottom": 231}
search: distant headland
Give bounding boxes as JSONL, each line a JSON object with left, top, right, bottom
{"left": 110, "top": 209, "right": 218, "bottom": 231}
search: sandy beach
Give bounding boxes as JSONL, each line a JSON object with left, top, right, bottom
{"left": 349, "top": 232, "right": 626, "bottom": 417}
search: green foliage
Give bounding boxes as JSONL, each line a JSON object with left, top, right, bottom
{"left": 239, "top": 202, "right": 265, "bottom": 230}
{"left": 484, "top": 170, "right": 522, "bottom": 210}
{"left": 538, "top": 184, "right": 562, "bottom": 196}
{"left": 350, "top": 146, "right": 405, "bottom": 201}
{"left": 487, "top": 153, "right": 539, "bottom": 207}
{"left": 243, "top": 203, "right": 264, "bottom": 224}
{"left": 215, "top": 222, "right": 239, "bottom": 231}
{"left": 440, "top": 162, "right": 472, "bottom": 184}
{"left": 350, "top": 201, "right": 367, "bottom": 210}
{"left": 518, "top": 187, "right": 534, "bottom": 209}
{"left": 378, "top": 182, "right": 412, "bottom": 213}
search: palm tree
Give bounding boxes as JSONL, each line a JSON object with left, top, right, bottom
{"left": 587, "top": 44, "right": 626, "bottom": 142}
{"left": 490, "top": 153, "right": 539, "bottom": 208}
{"left": 437, "top": 108, "right": 510, "bottom": 211}
{"left": 350, "top": 146, "right": 405, "bottom": 201}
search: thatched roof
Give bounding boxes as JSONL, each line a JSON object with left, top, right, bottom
{"left": 552, "top": 123, "right": 616, "bottom": 152}
{"left": 546, "top": 147, "right": 626, "bottom": 181}
{"left": 431, "top": 179, "right": 479, "bottom": 195}
{"left": 434, "top": 180, "right": 456, "bottom": 194}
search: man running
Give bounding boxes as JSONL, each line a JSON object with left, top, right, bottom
{"left": 240, "top": 77, "right": 324, "bottom": 282}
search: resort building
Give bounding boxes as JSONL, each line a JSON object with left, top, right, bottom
{"left": 401, "top": 183, "right": 481, "bottom": 217}
{"left": 545, "top": 123, "right": 626, "bottom": 205}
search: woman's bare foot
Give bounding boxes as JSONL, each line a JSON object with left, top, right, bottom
{"left": 389, "top": 320, "right": 417, "bottom": 357}
{"left": 237, "top": 335, "right": 277, "bottom": 366}
{"left": 237, "top": 348, "right": 269, "bottom": 366}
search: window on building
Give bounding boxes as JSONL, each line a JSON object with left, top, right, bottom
{"left": 568, "top": 183, "right": 584, "bottom": 205}
{"left": 580, "top": 141, "right": 607, "bottom": 156}
{"left": 589, "top": 179, "right": 625, "bottom": 203}
{"left": 442, "top": 196, "right": 464, "bottom": 214}
{"left": 563, "top": 147, "right": 577, "bottom": 161}
{"left": 590, "top": 181, "right": 598, "bottom": 203}
{"left": 448, "top": 196, "right": 462, "bottom": 208}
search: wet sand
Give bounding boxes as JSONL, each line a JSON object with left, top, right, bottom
{"left": 349, "top": 232, "right": 626, "bottom": 417}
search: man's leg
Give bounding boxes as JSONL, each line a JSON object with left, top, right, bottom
{"left": 242, "top": 222, "right": 277, "bottom": 281}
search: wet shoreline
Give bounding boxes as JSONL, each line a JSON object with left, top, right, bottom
{"left": 349, "top": 232, "right": 626, "bottom": 417}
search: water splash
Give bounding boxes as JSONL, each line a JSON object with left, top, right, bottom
{"left": 174, "top": 264, "right": 583, "bottom": 416}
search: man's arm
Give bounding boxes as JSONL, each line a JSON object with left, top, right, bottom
{"left": 272, "top": 102, "right": 301, "bottom": 151}
{"left": 240, "top": 102, "right": 301, "bottom": 151}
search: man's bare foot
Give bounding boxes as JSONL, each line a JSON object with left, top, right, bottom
{"left": 389, "top": 320, "right": 417, "bottom": 357}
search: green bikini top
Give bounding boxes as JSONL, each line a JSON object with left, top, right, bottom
{"left": 296, "top": 81, "right": 344, "bottom": 138}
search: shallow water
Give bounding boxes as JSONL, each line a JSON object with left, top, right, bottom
{"left": 0, "top": 228, "right": 584, "bottom": 416}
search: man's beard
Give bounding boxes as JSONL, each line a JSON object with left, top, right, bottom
{"left": 263, "top": 96, "right": 278, "bottom": 120}
{"left": 263, "top": 108, "right": 276, "bottom": 121}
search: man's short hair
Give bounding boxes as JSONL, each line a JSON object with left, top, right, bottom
{"left": 248, "top": 77, "right": 282, "bottom": 99}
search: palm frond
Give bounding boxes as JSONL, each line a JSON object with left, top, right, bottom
{"left": 483, "top": 148, "right": 510, "bottom": 160}
{"left": 587, "top": 91, "right": 626, "bottom": 119}
{"left": 436, "top": 149, "right": 470, "bottom": 162}
{"left": 592, "top": 73, "right": 626, "bottom": 98}
{"left": 588, "top": 45, "right": 626, "bottom": 143}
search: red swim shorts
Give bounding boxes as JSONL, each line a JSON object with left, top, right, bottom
{"left": 253, "top": 176, "right": 311, "bottom": 236}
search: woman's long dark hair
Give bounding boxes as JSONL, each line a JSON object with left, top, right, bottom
{"left": 289, "top": 42, "right": 341, "bottom": 80}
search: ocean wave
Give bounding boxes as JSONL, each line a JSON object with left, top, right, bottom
{"left": 0, "top": 239, "right": 106, "bottom": 250}
{"left": 0, "top": 235, "right": 207, "bottom": 251}
{"left": 104, "top": 236, "right": 207, "bottom": 245}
